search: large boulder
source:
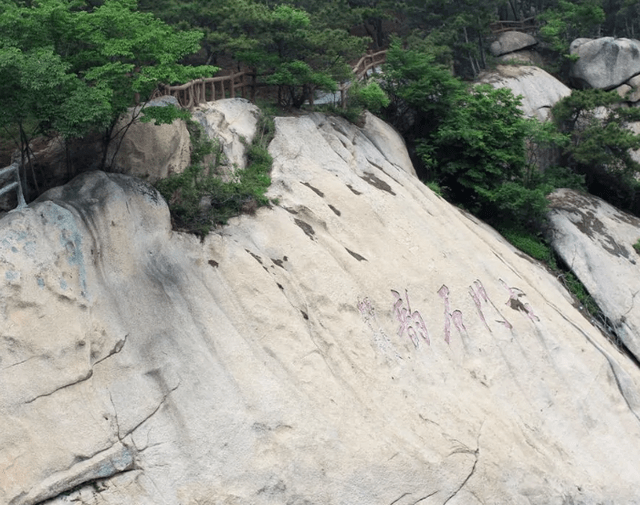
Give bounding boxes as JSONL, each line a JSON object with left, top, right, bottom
{"left": 107, "top": 96, "right": 191, "bottom": 183}
{"left": 478, "top": 65, "right": 571, "bottom": 170}
{"left": 490, "top": 31, "right": 537, "bottom": 56}
{"left": 2, "top": 114, "right": 640, "bottom": 505}
{"left": 547, "top": 188, "right": 640, "bottom": 361}
{"left": 479, "top": 65, "right": 571, "bottom": 121}
{"left": 570, "top": 37, "right": 640, "bottom": 89}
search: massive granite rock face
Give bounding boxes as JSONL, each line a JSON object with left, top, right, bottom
{"left": 2, "top": 107, "right": 640, "bottom": 505}
{"left": 547, "top": 188, "right": 640, "bottom": 362}
{"left": 570, "top": 37, "right": 640, "bottom": 89}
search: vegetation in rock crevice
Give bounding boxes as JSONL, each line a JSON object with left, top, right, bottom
{"left": 155, "top": 111, "right": 275, "bottom": 237}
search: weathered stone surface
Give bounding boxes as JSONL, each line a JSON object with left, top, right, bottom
{"left": 107, "top": 96, "right": 191, "bottom": 183}
{"left": 490, "top": 31, "right": 537, "bottom": 56}
{"left": 570, "top": 37, "right": 640, "bottom": 89}
{"left": 615, "top": 83, "right": 633, "bottom": 99}
{"left": 192, "top": 98, "right": 260, "bottom": 174}
{"left": 479, "top": 65, "right": 571, "bottom": 121}
{"left": 2, "top": 114, "right": 640, "bottom": 505}
{"left": 497, "top": 49, "right": 545, "bottom": 66}
{"left": 547, "top": 188, "right": 640, "bottom": 362}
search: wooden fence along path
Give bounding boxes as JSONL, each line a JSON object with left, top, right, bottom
{"left": 490, "top": 17, "right": 538, "bottom": 35}
{"left": 153, "top": 71, "right": 254, "bottom": 108}
{"left": 340, "top": 49, "right": 387, "bottom": 108}
{"left": 154, "top": 49, "right": 388, "bottom": 109}
{"left": 0, "top": 161, "right": 26, "bottom": 211}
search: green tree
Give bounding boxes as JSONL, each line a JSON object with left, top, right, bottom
{"left": 239, "top": 4, "right": 366, "bottom": 107}
{"left": 403, "top": 0, "right": 506, "bottom": 77}
{"left": 538, "top": 0, "right": 605, "bottom": 54}
{"left": 552, "top": 89, "right": 640, "bottom": 212}
{"left": 0, "top": 0, "right": 216, "bottom": 197}
{"left": 382, "top": 41, "right": 465, "bottom": 142}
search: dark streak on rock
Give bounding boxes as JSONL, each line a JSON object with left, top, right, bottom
{"left": 302, "top": 182, "right": 325, "bottom": 197}
{"left": 360, "top": 172, "right": 395, "bottom": 195}
{"left": 411, "top": 491, "right": 439, "bottom": 504}
{"left": 26, "top": 370, "right": 94, "bottom": 404}
{"left": 272, "top": 258, "right": 285, "bottom": 268}
{"left": 389, "top": 492, "right": 411, "bottom": 505}
{"left": 294, "top": 219, "right": 315, "bottom": 239}
{"left": 346, "top": 248, "right": 367, "bottom": 262}
{"left": 301, "top": 310, "right": 309, "bottom": 320}
{"left": 208, "top": 260, "right": 219, "bottom": 268}
{"left": 245, "top": 249, "right": 263, "bottom": 264}
{"left": 328, "top": 204, "right": 341, "bottom": 216}
{"left": 346, "top": 184, "right": 361, "bottom": 195}
{"left": 284, "top": 207, "right": 299, "bottom": 215}
{"left": 277, "top": 283, "right": 284, "bottom": 290}
{"left": 93, "top": 335, "right": 128, "bottom": 367}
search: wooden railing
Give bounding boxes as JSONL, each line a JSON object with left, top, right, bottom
{"left": 340, "top": 49, "right": 388, "bottom": 108}
{"left": 153, "top": 49, "right": 388, "bottom": 110}
{"left": 0, "top": 161, "right": 26, "bottom": 211}
{"left": 152, "top": 71, "right": 255, "bottom": 108}
{"left": 490, "top": 17, "right": 538, "bottom": 35}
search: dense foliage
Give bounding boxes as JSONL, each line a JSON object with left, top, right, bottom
{"left": 0, "top": 0, "right": 216, "bottom": 195}
{"left": 3, "top": 0, "right": 640, "bottom": 243}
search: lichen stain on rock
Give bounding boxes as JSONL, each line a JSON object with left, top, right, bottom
{"left": 293, "top": 218, "right": 315, "bottom": 240}
{"left": 359, "top": 172, "right": 395, "bottom": 195}
{"left": 549, "top": 191, "right": 632, "bottom": 258}
{"left": 301, "top": 182, "right": 325, "bottom": 198}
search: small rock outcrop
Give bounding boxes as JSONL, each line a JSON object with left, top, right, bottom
{"left": 490, "top": 30, "right": 537, "bottom": 56}
{"left": 570, "top": 37, "right": 640, "bottom": 89}
{"left": 192, "top": 98, "right": 260, "bottom": 173}
{"left": 547, "top": 188, "right": 640, "bottom": 361}
{"left": 107, "top": 96, "right": 191, "bottom": 183}
{"left": 497, "top": 49, "right": 545, "bottom": 67}
{"left": 479, "top": 65, "right": 571, "bottom": 121}
{"left": 2, "top": 111, "right": 640, "bottom": 505}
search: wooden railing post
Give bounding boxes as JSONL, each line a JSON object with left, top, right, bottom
{"left": 152, "top": 49, "right": 386, "bottom": 109}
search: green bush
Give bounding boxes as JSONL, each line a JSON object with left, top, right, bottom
{"left": 350, "top": 81, "right": 390, "bottom": 114}
{"left": 500, "top": 227, "right": 554, "bottom": 263}
{"left": 156, "top": 110, "right": 274, "bottom": 236}
{"left": 633, "top": 239, "right": 640, "bottom": 255}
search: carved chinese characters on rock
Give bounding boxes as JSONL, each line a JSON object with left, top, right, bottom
{"left": 468, "top": 279, "right": 512, "bottom": 331}
{"left": 391, "top": 289, "right": 430, "bottom": 348}
{"left": 358, "top": 297, "right": 402, "bottom": 360}
{"left": 373, "top": 278, "right": 540, "bottom": 351}
{"left": 437, "top": 285, "right": 467, "bottom": 344}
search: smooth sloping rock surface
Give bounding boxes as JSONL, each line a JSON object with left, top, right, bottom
{"left": 2, "top": 114, "right": 640, "bottom": 505}
{"left": 570, "top": 37, "right": 640, "bottom": 89}
{"left": 107, "top": 96, "right": 191, "bottom": 183}
{"left": 479, "top": 65, "right": 571, "bottom": 121}
{"left": 361, "top": 111, "right": 416, "bottom": 177}
{"left": 490, "top": 31, "right": 537, "bottom": 56}
{"left": 547, "top": 188, "right": 640, "bottom": 361}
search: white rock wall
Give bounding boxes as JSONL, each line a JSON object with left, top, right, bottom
{"left": 1, "top": 110, "right": 640, "bottom": 505}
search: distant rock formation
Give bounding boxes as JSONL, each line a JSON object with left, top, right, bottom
{"left": 479, "top": 65, "right": 571, "bottom": 121}
{"left": 570, "top": 37, "right": 640, "bottom": 89}
{"left": 2, "top": 102, "right": 640, "bottom": 505}
{"left": 547, "top": 188, "right": 640, "bottom": 362}
{"left": 490, "top": 30, "right": 537, "bottom": 57}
